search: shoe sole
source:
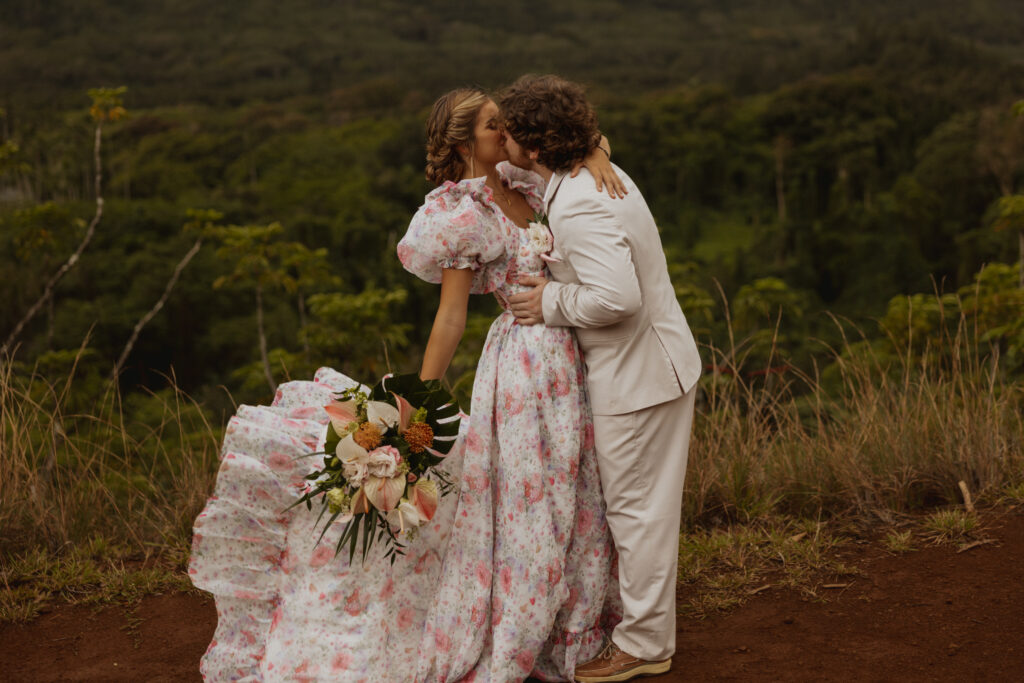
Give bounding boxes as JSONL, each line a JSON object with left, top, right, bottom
{"left": 574, "top": 659, "right": 671, "bottom": 682}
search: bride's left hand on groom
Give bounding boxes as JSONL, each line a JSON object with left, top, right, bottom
{"left": 509, "top": 275, "right": 548, "bottom": 326}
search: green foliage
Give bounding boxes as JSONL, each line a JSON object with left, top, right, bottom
{"left": 302, "top": 288, "right": 412, "bottom": 378}
{"left": 876, "top": 263, "right": 1024, "bottom": 375}
{"left": 87, "top": 86, "right": 127, "bottom": 123}
{"left": 991, "top": 195, "right": 1024, "bottom": 234}
{"left": 211, "top": 223, "right": 295, "bottom": 293}
{"left": 229, "top": 347, "right": 310, "bottom": 396}
{"left": 1, "top": 8, "right": 1023, "bottom": 415}
{"left": 960, "top": 263, "right": 1024, "bottom": 374}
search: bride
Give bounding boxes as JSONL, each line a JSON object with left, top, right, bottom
{"left": 189, "top": 86, "right": 623, "bottom": 682}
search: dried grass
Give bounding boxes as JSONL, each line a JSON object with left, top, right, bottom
{"left": 685, "top": 309, "right": 1024, "bottom": 526}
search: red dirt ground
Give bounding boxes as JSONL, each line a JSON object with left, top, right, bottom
{"left": 3, "top": 509, "right": 1022, "bottom": 682}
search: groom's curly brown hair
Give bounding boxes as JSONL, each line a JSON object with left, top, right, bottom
{"left": 499, "top": 75, "right": 601, "bottom": 173}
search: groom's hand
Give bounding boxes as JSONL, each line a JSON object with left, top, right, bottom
{"left": 509, "top": 275, "right": 548, "bottom": 326}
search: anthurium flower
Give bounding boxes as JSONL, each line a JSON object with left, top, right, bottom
{"left": 366, "top": 400, "right": 400, "bottom": 430}
{"left": 392, "top": 393, "right": 415, "bottom": 433}
{"left": 364, "top": 474, "right": 406, "bottom": 511}
{"left": 324, "top": 400, "right": 359, "bottom": 435}
{"left": 336, "top": 433, "right": 368, "bottom": 462}
{"left": 350, "top": 487, "right": 370, "bottom": 516}
{"left": 409, "top": 478, "right": 439, "bottom": 521}
{"left": 385, "top": 498, "right": 424, "bottom": 532}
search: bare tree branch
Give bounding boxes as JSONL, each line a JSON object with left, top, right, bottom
{"left": 112, "top": 237, "right": 203, "bottom": 379}
{"left": 2, "top": 122, "right": 104, "bottom": 356}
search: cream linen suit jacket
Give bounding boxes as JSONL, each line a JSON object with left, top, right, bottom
{"left": 540, "top": 165, "right": 701, "bottom": 416}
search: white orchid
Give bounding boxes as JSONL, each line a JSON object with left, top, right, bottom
{"left": 341, "top": 459, "right": 368, "bottom": 488}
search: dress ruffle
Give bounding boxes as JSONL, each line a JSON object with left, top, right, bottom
{"left": 190, "top": 368, "right": 463, "bottom": 682}
{"left": 498, "top": 161, "right": 546, "bottom": 207}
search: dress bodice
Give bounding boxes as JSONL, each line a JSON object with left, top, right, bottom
{"left": 397, "top": 162, "right": 548, "bottom": 307}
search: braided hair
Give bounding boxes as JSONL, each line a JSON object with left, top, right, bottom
{"left": 424, "top": 88, "right": 490, "bottom": 185}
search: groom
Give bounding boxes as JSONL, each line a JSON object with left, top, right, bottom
{"left": 502, "top": 75, "right": 702, "bottom": 683}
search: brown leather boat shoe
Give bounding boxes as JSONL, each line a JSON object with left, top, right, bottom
{"left": 573, "top": 640, "right": 671, "bottom": 682}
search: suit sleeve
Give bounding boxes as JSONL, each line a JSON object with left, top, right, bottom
{"left": 541, "top": 196, "right": 642, "bottom": 328}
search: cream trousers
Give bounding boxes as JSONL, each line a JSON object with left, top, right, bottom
{"left": 592, "top": 389, "right": 696, "bottom": 661}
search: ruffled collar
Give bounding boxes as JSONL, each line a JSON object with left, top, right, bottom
{"left": 426, "top": 174, "right": 495, "bottom": 209}
{"left": 426, "top": 164, "right": 545, "bottom": 215}
{"left": 498, "top": 162, "right": 546, "bottom": 208}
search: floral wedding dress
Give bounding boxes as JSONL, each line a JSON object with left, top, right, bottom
{"left": 189, "top": 163, "right": 618, "bottom": 682}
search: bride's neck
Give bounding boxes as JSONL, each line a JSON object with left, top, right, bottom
{"left": 461, "top": 162, "right": 499, "bottom": 184}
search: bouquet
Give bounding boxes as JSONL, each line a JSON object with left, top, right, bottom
{"left": 291, "top": 373, "right": 461, "bottom": 563}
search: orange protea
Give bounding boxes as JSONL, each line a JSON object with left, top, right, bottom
{"left": 352, "top": 422, "right": 383, "bottom": 450}
{"left": 403, "top": 422, "right": 434, "bottom": 453}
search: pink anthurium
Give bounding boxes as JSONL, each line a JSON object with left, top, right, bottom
{"left": 350, "top": 487, "right": 370, "bottom": 516}
{"left": 363, "top": 474, "right": 406, "bottom": 512}
{"left": 392, "top": 393, "right": 415, "bottom": 433}
{"left": 409, "top": 478, "right": 439, "bottom": 521}
{"left": 324, "top": 400, "right": 359, "bottom": 435}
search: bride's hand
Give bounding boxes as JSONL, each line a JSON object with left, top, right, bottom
{"left": 571, "top": 135, "right": 627, "bottom": 198}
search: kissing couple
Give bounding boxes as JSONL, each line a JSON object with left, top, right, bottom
{"left": 189, "top": 74, "right": 701, "bottom": 682}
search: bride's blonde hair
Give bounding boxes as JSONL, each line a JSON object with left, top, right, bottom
{"left": 425, "top": 87, "right": 489, "bottom": 185}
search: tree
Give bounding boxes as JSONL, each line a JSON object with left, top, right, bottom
{"left": 112, "top": 209, "right": 221, "bottom": 379}
{"left": 981, "top": 101, "right": 1024, "bottom": 288}
{"left": 990, "top": 196, "right": 1024, "bottom": 288}
{"left": 210, "top": 222, "right": 315, "bottom": 393}
{"left": 302, "top": 288, "right": 411, "bottom": 379}
{"left": 976, "top": 103, "right": 1024, "bottom": 197}
{"left": 281, "top": 242, "right": 338, "bottom": 362}
{"left": 1, "top": 87, "right": 125, "bottom": 357}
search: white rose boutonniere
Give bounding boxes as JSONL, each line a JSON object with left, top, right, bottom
{"left": 526, "top": 212, "right": 561, "bottom": 262}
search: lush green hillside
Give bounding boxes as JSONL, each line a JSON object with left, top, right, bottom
{"left": 0, "top": 2, "right": 1022, "bottom": 412}
{"left": 2, "top": 0, "right": 1023, "bottom": 111}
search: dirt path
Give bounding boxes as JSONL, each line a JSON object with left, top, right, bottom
{"left": 3, "top": 510, "right": 1022, "bottom": 682}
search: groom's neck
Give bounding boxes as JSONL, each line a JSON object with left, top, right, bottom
{"left": 532, "top": 162, "right": 553, "bottom": 184}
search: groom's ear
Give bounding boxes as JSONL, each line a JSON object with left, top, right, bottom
{"left": 528, "top": 149, "right": 540, "bottom": 161}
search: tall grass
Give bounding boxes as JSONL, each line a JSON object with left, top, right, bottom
{"left": 0, "top": 348, "right": 220, "bottom": 560}
{"left": 0, "top": 296, "right": 1021, "bottom": 611}
{"left": 685, "top": 310, "right": 1024, "bottom": 525}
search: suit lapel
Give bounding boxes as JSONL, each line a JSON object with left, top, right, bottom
{"left": 542, "top": 171, "right": 568, "bottom": 216}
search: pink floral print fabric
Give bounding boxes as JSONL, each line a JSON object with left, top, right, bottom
{"left": 189, "top": 162, "right": 619, "bottom": 682}
{"left": 403, "top": 163, "right": 618, "bottom": 682}
{"left": 190, "top": 368, "right": 467, "bottom": 682}
{"left": 397, "top": 162, "right": 546, "bottom": 295}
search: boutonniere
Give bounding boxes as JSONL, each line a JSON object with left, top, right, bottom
{"left": 526, "top": 212, "right": 561, "bottom": 263}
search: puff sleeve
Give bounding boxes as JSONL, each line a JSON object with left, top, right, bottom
{"left": 397, "top": 178, "right": 518, "bottom": 294}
